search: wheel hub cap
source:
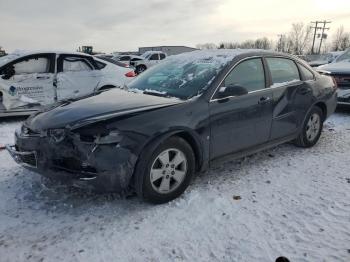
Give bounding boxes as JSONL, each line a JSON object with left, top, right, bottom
{"left": 150, "top": 148, "right": 187, "bottom": 194}
{"left": 306, "top": 113, "right": 320, "bottom": 142}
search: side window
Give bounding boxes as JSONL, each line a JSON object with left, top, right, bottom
{"left": 62, "top": 57, "right": 93, "bottom": 72}
{"left": 298, "top": 64, "right": 314, "bottom": 81}
{"left": 223, "top": 58, "right": 265, "bottom": 93}
{"left": 13, "top": 56, "right": 50, "bottom": 75}
{"left": 94, "top": 60, "right": 106, "bottom": 69}
{"left": 150, "top": 54, "right": 159, "bottom": 61}
{"left": 160, "top": 54, "right": 166, "bottom": 60}
{"left": 266, "top": 58, "right": 300, "bottom": 85}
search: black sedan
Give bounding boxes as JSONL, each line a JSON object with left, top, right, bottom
{"left": 7, "top": 50, "right": 337, "bottom": 204}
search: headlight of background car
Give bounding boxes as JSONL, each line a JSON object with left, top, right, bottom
{"left": 94, "top": 130, "right": 122, "bottom": 145}
{"left": 48, "top": 129, "right": 66, "bottom": 143}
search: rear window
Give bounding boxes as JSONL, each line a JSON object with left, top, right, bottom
{"left": 95, "top": 60, "right": 107, "bottom": 69}
{"left": 63, "top": 57, "right": 93, "bottom": 72}
{"left": 298, "top": 64, "right": 314, "bottom": 81}
{"left": 266, "top": 58, "right": 300, "bottom": 84}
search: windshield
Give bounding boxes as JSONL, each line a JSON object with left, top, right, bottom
{"left": 335, "top": 49, "right": 350, "bottom": 62}
{"left": 127, "top": 51, "right": 235, "bottom": 99}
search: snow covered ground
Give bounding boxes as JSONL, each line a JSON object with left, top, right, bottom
{"left": 0, "top": 110, "right": 349, "bottom": 262}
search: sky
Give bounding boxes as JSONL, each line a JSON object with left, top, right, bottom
{"left": 0, "top": 0, "right": 350, "bottom": 53}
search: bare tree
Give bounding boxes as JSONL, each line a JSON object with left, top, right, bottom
{"left": 288, "top": 22, "right": 312, "bottom": 55}
{"left": 332, "top": 26, "right": 350, "bottom": 51}
{"left": 254, "top": 37, "right": 272, "bottom": 50}
{"left": 195, "top": 43, "right": 217, "bottom": 50}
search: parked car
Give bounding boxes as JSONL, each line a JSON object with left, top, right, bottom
{"left": 317, "top": 49, "right": 350, "bottom": 105}
{"left": 112, "top": 54, "right": 143, "bottom": 67}
{"left": 130, "top": 51, "right": 167, "bottom": 74}
{"left": 0, "top": 51, "right": 135, "bottom": 117}
{"left": 7, "top": 49, "right": 337, "bottom": 204}
{"left": 307, "top": 51, "right": 344, "bottom": 67}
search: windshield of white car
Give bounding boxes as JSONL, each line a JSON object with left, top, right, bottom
{"left": 127, "top": 54, "right": 231, "bottom": 100}
{"left": 335, "top": 49, "right": 350, "bottom": 62}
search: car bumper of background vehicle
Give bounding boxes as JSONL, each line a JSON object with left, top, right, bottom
{"left": 7, "top": 131, "right": 138, "bottom": 193}
{"left": 337, "top": 88, "right": 350, "bottom": 105}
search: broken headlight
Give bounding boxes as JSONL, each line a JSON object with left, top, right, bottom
{"left": 94, "top": 130, "right": 122, "bottom": 145}
{"left": 48, "top": 129, "right": 66, "bottom": 143}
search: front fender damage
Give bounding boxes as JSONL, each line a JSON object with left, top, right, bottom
{"left": 16, "top": 129, "right": 139, "bottom": 193}
{"left": 70, "top": 136, "right": 138, "bottom": 192}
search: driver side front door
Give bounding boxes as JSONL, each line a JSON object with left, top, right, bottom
{"left": 209, "top": 57, "right": 273, "bottom": 159}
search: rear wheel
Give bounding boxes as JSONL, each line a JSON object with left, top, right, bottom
{"left": 294, "top": 106, "right": 323, "bottom": 148}
{"left": 134, "top": 137, "right": 195, "bottom": 204}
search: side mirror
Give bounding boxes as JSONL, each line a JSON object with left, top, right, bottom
{"left": 1, "top": 65, "right": 15, "bottom": 80}
{"left": 217, "top": 84, "right": 248, "bottom": 98}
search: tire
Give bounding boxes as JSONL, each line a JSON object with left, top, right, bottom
{"left": 135, "top": 65, "right": 147, "bottom": 74}
{"left": 134, "top": 136, "right": 195, "bottom": 204}
{"left": 294, "top": 106, "right": 324, "bottom": 148}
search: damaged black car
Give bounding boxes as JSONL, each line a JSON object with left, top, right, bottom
{"left": 7, "top": 50, "right": 337, "bottom": 203}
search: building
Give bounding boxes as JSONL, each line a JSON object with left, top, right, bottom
{"left": 138, "top": 46, "right": 197, "bottom": 56}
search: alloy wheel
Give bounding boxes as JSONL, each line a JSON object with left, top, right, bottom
{"left": 306, "top": 113, "right": 321, "bottom": 142}
{"left": 150, "top": 148, "right": 188, "bottom": 194}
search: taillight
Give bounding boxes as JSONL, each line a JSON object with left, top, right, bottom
{"left": 331, "top": 76, "right": 338, "bottom": 90}
{"left": 125, "top": 71, "right": 136, "bottom": 77}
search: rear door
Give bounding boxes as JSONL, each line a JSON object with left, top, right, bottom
{"left": 56, "top": 54, "right": 102, "bottom": 100}
{"left": 265, "top": 57, "right": 313, "bottom": 140}
{"left": 209, "top": 57, "right": 273, "bottom": 159}
{"left": 0, "top": 53, "right": 56, "bottom": 110}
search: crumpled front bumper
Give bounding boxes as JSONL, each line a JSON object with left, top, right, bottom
{"left": 6, "top": 130, "right": 138, "bottom": 192}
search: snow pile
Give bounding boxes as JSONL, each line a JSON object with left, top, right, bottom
{"left": 0, "top": 112, "right": 350, "bottom": 261}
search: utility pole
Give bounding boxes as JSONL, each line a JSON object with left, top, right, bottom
{"left": 277, "top": 34, "right": 283, "bottom": 52}
{"left": 310, "top": 21, "right": 321, "bottom": 54}
{"left": 318, "top": 20, "right": 331, "bottom": 54}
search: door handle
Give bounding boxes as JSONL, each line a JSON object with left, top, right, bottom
{"left": 258, "top": 96, "right": 271, "bottom": 104}
{"left": 36, "top": 76, "right": 50, "bottom": 80}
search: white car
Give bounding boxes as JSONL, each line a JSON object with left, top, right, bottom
{"left": 0, "top": 51, "right": 136, "bottom": 117}
{"left": 112, "top": 54, "right": 143, "bottom": 67}
{"left": 130, "top": 51, "right": 167, "bottom": 74}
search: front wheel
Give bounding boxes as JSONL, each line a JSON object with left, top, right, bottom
{"left": 294, "top": 106, "right": 324, "bottom": 148}
{"left": 134, "top": 137, "right": 195, "bottom": 204}
{"left": 135, "top": 65, "right": 147, "bottom": 74}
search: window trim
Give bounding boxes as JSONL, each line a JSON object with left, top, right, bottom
{"left": 210, "top": 56, "right": 267, "bottom": 102}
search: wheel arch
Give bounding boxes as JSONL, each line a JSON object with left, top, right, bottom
{"left": 138, "top": 129, "right": 204, "bottom": 173}
{"left": 314, "top": 101, "right": 327, "bottom": 121}
{"left": 131, "top": 128, "right": 205, "bottom": 195}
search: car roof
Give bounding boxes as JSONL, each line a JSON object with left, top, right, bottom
{"left": 164, "top": 49, "right": 296, "bottom": 66}
{"left": 9, "top": 50, "right": 92, "bottom": 57}
{"left": 0, "top": 50, "right": 94, "bottom": 67}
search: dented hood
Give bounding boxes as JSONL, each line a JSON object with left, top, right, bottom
{"left": 27, "top": 88, "right": 183, "bottom": 130}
